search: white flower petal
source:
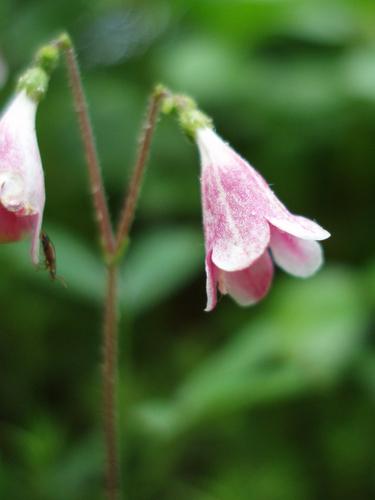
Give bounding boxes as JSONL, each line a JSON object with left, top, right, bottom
{"left": 270, "top": 226, "right": 323, "bottom": 278}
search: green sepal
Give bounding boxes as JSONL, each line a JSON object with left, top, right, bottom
{"left": 35, "top": 45, "right": 60, "bottom": 75}
{"left": 179, "top": 108, "right": 213, "bottom": 140}
{"left": 159, "top": 91, "right": 213, "bottom": 139}
{"left": 17, "top": 67, "right": 49, "bottom": 102}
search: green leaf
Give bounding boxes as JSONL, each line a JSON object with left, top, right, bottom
{"left": 120, "top": 226, "right": 203, "bottom": 314}
{"left": 0, "top": 227, "right": 105, "bottom": 303}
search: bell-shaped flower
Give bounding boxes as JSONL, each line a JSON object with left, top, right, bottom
{"left": 197, "top": 127, "right": 330, "bottom": 311}
{"left": 0, "top": 91, "right": 45, "bottom": 264}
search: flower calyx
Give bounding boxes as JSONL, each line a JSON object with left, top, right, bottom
{"left": 160, "top": 89, "right": 213, "bottom": 140}
{"left": 17, "top": 40, "right": 61, "bottom": 102}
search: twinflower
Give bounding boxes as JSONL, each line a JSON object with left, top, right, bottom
{"left": 0, "top": 91, "right": 45, "bottom": 264}
{"left": 0, "top": 43, "right": 59, "bottom": 264}
{"left": 196, "top": 127, "right": 330, "bottom": 311}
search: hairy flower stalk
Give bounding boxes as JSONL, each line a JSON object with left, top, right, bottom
{"left": 115, "top": 85, "right": 167, "bottom": 253}
{"left": 161, "top": 91, "right": 330, "bottom": 310}
{"left": 57, "top": 33, "right": 115, "bottom": 258}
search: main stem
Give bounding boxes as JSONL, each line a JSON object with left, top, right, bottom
{"left": 103, "top": 264, "right": 119, "bottom": 500}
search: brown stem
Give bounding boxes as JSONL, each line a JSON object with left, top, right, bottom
{"left": 102, "top": 264, "right": 119, "bottom": 500}
{"left": 115, "top": 87, "right": 165, "bottom": 252}
{"left": 59, "top": 37, "right": 115, "bottom": 256}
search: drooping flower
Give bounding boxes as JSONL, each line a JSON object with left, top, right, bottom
{"left": 0, "top": 91, "right": 45, "bottom": 264}
{"left": 196, "top": 127, "right": 330, "bottom": 311}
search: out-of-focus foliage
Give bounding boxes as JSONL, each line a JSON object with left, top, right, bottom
{"left": 0, "top": 1, "right": 374, "bottom": 499}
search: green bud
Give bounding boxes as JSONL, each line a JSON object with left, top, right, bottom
{"left": 153, "top": 83, "right": 168, "bottom": 99}
{"left": 17, "top": 67, "right": 49, "bottom": 102}
{"left": 160, "top": 95, "right": 175, "bottom": 115}
{"left": 35, "top": 45, "right": 59, "bottom": 75}
{"left": 159, "top": 90, "right": 213, "bottom": 139}
{"left": 56, "top": 32, "right": 72, "bottom": 50}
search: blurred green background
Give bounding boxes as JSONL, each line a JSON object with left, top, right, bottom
{"left": 0, "top": 0, "right": 374, "bottom": 499}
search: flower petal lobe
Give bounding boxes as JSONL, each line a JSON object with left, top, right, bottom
{"left": 220, "top": 251, "right": 274, "bottom": 306}
{"left": 270, "top": 226, "right": 323, "bottom": 277}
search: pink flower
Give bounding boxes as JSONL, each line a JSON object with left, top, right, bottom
{"left": 0, "top": 91, "right": 45, "bottom": 264}
{"left": 197, "top": 127, "right": 330, "bottom": 311}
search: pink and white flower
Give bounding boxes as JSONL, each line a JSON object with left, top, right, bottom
{"left": 0, "top": 91, "right": 45, "bottom": 264}
{"left": 197, "top": 127, "right": 330, "bottom": 311}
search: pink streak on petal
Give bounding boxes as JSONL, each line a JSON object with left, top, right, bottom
{"left": 220, "top": 251, "right": 274, "bottom": 306}
{"left": 228, "top": 148, "right": 330, "bottom": 242}
{"left": 205, "top": 252, "right": 218, "bottom": 312}
{"left": 239, "top": 165, "right": 330, "bottom": 240}
{"left": 200, "top": 140, "right": 270, "bottom": 272}
{"left": 197, "top": 128, "right": 329, "bottom": 253}
{"left": 270, "top": 226, "right": 323, "bottom": 277}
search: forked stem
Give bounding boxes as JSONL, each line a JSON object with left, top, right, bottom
{"left": 56, "top": 33, "right": 166, "bottom": 500}
{"left": 57, "top": 34, "right": 120, "bottom": 500}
